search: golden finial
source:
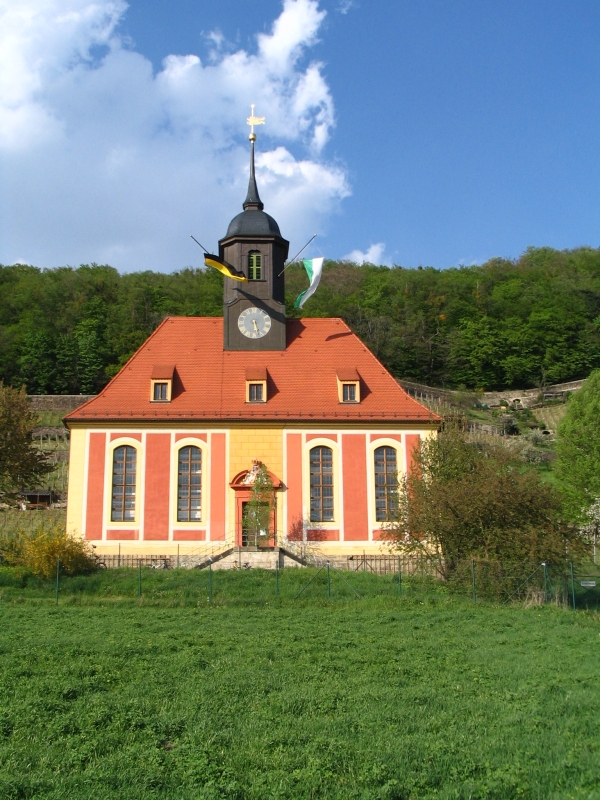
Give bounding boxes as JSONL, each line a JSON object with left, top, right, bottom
{"left": 247, "top": 104, "right": 265, "bottom": 141}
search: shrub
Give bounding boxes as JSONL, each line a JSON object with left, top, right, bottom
{"left": 0, "top": 522, "right": 97, "bottom": 579}
{"left": 555, "top": 370, "right": 600, "bottom": 519}
{"left": 385, "top": 423, "right": 588, "bottom": 577}
{"left": 0, "top": 383, "right": 52, "bottom": 504}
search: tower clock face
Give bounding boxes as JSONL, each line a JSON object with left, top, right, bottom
{"left": 238, "top": 307, "right": 272, "bottom": 339}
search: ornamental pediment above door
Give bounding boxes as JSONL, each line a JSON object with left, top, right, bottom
{"left": 229, "top": 458, "right": 283, "bottom": 490}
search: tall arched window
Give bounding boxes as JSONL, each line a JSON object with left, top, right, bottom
{"left": 178, "top": 446, "right": 202, "bottom": 521}
{"left": 111, "top": 445, "right": 137, "bottom": 522}
{"left": 310, "top": 446, "right": 334, "bottom": 522}
{"left": 248, "top": 251, "right": 262, "bottom": 280}
{"left": 374, "top": 446, "right": 398, "bottom": 521}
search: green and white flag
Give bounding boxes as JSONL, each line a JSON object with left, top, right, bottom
{"left": 294, "top": 257, "right": 324, "bottom": 309}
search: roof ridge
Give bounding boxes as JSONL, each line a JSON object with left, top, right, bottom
{"left": 63, "top": 315, "right": 440, "bottom": 424}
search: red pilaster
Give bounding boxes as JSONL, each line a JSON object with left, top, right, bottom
{"left": 143, "top": 433, "right": 170, "bottom": 540}
{"left": 405, "top": 434, "right": 421, "bottom": 475}
{"left": 210, "top": 433, "right": 226, "bottom": 540}
{"left": 85, "top": 432, "right": 105, "bottom": 540}
{"left": 286, "top": 433, "right": 303, "bottom": 540}
{"left": 342, "top": 433, "right": 369, "bottom": 541}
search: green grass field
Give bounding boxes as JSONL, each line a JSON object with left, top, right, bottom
{"left": 0, "top": 569, "right": 599, "bottom": 799}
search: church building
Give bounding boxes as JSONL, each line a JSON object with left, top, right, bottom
{"left": 64, "top": 125, "right": 437, "bottom": 556}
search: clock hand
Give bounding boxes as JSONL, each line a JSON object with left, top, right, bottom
{"left": 253, "top": 319, "right": 259, "bottom": 332}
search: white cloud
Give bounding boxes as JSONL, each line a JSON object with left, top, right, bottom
{"left": 342, "top": 242, "right": 388, "bottom": 265}
{"left": 0, "top": 0, "right": 349, "bottom": 271}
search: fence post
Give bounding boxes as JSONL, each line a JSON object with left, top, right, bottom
{"left": 138, "top": 559, "right": 142, "bottom": 598}
{"left": 543, "top": 562, "right": 548, "bottom": 605}
{"left": 118, "top": 543, "right": 121, "bottom": 568}
{"left": 398, "top": 557, "right": 402, "bottom": 597}
{"left": 327, "top": 562, "right": 331, "bottom": 598}
{"left": 471, "top": 559, "right": 476, "bottom": 603}
{"left": 177, "top": 544, "right": 180, "bottom": 569}
{"left": 208, "top": 561, "right": 213, "bottom": 605}
{"left": 55, "top": 557, "right": 60, "bottom": 605}
{"left": 275, "top": 562, "right": 279, "bottom": 598}
{"left": 570, "top": 562, "right": 576, "bottom": 611}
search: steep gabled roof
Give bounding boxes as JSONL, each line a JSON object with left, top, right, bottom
{"left": 64, "top": 317, "right": 439, "bottom": 424}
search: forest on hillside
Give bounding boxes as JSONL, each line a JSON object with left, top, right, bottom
{"left": 2, "top": 245, "right": 600, "bottom": 394}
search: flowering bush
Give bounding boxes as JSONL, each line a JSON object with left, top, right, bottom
{"left": 0, "top": 521, "right": 97, "bottom": 579}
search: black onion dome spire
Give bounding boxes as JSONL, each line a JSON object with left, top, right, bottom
{"left": 225, "top": 128, "right": 281, "bottom": 238}
{"left": 243, "top": 137, "right": 263, "bottom": 211}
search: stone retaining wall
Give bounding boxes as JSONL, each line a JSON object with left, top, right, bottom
{"left": 27, "top": 395, "right": 95, "bottom": 412}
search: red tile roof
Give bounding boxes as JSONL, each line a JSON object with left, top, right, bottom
{"left": 64, "top": 318, "right": 439, "bottom": 424}
{"left": 151, "top": 364, "right": 175, "bottom": 380}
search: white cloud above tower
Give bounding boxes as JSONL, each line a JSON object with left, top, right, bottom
{"left": 0, "top": 0, "right": 350, "bottom": 271}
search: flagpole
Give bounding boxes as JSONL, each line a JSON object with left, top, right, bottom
{"left": 278, "top": 234, "right": 317, "bottom": 277}
{"left": 190, "top": 235, "right": 209, "bottom": 254}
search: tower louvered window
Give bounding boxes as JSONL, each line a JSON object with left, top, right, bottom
{"left": 374, "top": 446, "right": 398, "bottom": 521}
{"left": 310, "top": 446, "right": 334, "bottom": 522}
{"left": 111, "top": 445, "right": 136, "bottom": 522}
{"left": 248, "top": 251, "right": 262, "bottom": 280}
{"left": 177, "top": 446, "right": 202, "bottom": 521}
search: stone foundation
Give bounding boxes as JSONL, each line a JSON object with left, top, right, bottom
{"left": 211, "top": 547, "right": 303, "bottom": 570}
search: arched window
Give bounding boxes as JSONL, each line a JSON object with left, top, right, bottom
{"left": 177, "top": 446, "right": 202, "bottom": 521}
{"left": 374, "top": 446, "right": 398, "bottom": 521}
{"left": 310, "top": 446, "right": 334, "bottom": 522}
{"left": 111, "top": 445, "right": 137, "bottom": 522}
{"left": 248, "top": 251, "right": 262, "bottom": 280}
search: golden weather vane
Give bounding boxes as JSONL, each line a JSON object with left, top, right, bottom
{"left": 246, "top": 104, "right": 265, "bottom": 141}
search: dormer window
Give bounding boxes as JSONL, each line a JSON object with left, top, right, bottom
{"left": 153, "top": 382, "right": 168, "bottom": 401}
{"left": 337, "top": 369, "right": 361, "bottom": 403}
{"left": 248, "top": 251, "right": 262, "bottom": 280}
{"left": 249, "top": 383, "right": 263, "bottom": 402}
{"left": 342, "top": 383, "right": 356, "bottom": 402}
{"left": 246, "top": 367, "right": 267, "bottom": 403}
{"left": 150, "top": 365, "right": 174, "bottom": 402}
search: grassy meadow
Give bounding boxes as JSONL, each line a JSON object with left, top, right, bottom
{"left": 0, "top": 568, "right": 598, "bottom": 799}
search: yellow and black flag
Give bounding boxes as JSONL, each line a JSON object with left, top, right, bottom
{"left": 204, "top": 253, "right": 247, "bottom": 282}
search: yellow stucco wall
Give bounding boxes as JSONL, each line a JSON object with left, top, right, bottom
{"left": 65, "top": 423, "right": 437, "bottom": 554}
{"left": 65, "top": 427, "right": 86, "bottom": 538}
{"left": 227, "top": 426, "right": 284, "bottom": 539}
{"left": 228, "top": 426, "right": 284, "bottom": 476}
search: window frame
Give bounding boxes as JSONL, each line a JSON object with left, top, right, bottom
{"left": 171, "top": 438, "right": 209, "bottom": 529}
{"left": 337, "top": 378, "right": 360, "bottom": 403}
{"left": 309, "top": 445, "right": 334, "bottom": 523}
{"left": 367, "top": 438, "right": 403, "bottom": 535}
{"left": 245, "top": 380, "right": 267, "bottom": 403}
{"left": 248, "top": 250, "right": 263, "bottom": 281}
{"left": 110, "top": 444, "right": 137, "bottom": 522}
{"left": 176, "top": 445, "right": 203, "bottom": 523}
{"left": 104, "top": 437, "right": 144, "bottom": 530}
{"left": 301, "top": 438, "right": 342, "bottom": 527}
{"left": 374, "top": 445, "right": 399, "bottom": 522}
{"left": 150, "top": 379, "right": 172, "bottom": 402}
{"left": 342, "top": 383, "right": 356, "bottom": 402}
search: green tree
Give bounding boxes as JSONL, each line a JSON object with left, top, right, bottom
{"left": 0, "top": 384, "right": 51, "bottom": 504}
{"left": 74, "top": 319, "right": 104, "bottom": 394}
{"left": 53, "top": 333, "right": 79, "bottom": 394}
{"left": 18, "top": 331, "right": 55, "bottom": 394}
{"left": 555, "top": 370, "right": 600, "bottom": 520}
{"left": 386, "top": 424, "right": 583, "bottom": 576}
{"left": 241, "top": 462, "right": 276, "bottom": 547}
{"left": 4, "top": 245, "right": 600, "bottom": 394}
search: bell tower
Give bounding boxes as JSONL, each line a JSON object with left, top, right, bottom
{"left": 220, "top": 108, "right": 289, "bottom": 351}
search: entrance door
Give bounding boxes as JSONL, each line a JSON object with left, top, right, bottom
{"left": 240, "top": 500, "right": 276, "bottom": 547}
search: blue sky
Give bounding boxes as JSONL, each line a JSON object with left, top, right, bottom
{"left": 2, "top": 0, "right": 600, "bottom": 271}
